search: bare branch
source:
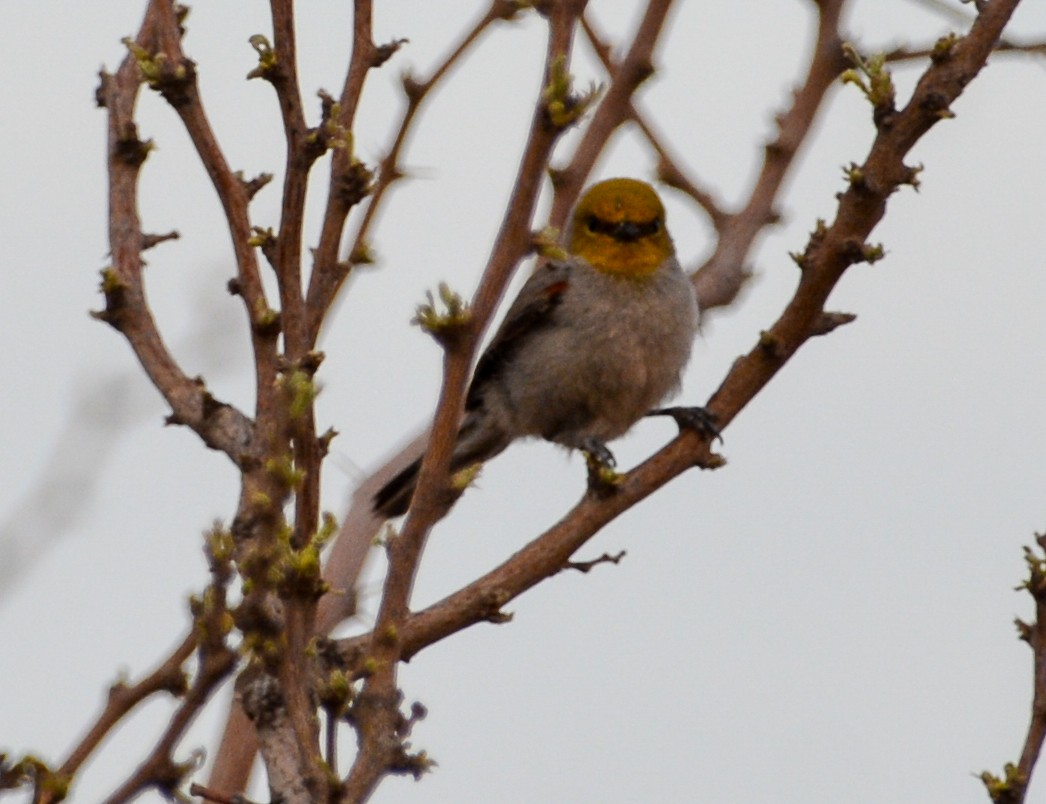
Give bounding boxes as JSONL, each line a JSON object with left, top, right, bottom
{"left": 579, "top": 13, "right": 729, "bottom": 228}
{"left": 562, "top": 550, "right": 627, "bottom": 574}
{"left": 36, "top": 632, "right": 197, "bottom": 802}
{"left": 101, "top": 642, "right": 237, "bottom": 803}
{"left": 981, "top": 533, "right": 1046, "bottom": 804}
{"left": 309, "top": 0, "right": 385, "bottom": 343}
{"left": 144, "top": 1, "right": 280, "bottom": 425}
{"left": 140, "top": 229, "right": 180, "bottom": 250}
{"left": 27, "top": 525, "right": 238, "bottom": 804}
{"left": 884, "top": 37, "right": 1046, "bottom": 64}
{"left": 810, "top": 310, "right": 857, "bottom": 336}
{"left": 263, "top": 0, "right": 315, "bottom": 361}
{"left": 548, "top": 0, "right": 678, "bottom": 227}
{"left": 95, "top": 1, "right": 258, "bottom": 467}
{"left": 701, "top": 0, "right": 1024, "bottom": 426}
{"left": 306, "top": 1, "right": 521, "bottom": 337}
{"left": 694, "top": 0, "right": 848, "bottom": 312}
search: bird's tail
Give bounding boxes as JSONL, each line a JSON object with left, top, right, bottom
{"left": 371, "top": 420, "right": 509, "bottom": 518}
{"left": 372, "top": 457, "right": 423, "bottom": 518}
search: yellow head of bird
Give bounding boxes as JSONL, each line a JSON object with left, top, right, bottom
{"left": 568, "top": 178, "right": 674, "bottom": 277}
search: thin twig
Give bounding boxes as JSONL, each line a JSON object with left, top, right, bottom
{"left": 579, "top": 13, "right": 729, "bottom": 228}
{"left": 102, "top": 644, "right": 237, "bottom": 803}
{"left": 145, "top": 1, "right": 279, "bottom": 429}
{"left": 37, "top": 523, "right": 237, "bottom": 804}
{"left": 693, "top": 0, "right": 848, "bottom": 311}
{"left": 39, "top": 632, "right": 197, "bottom": 802}
{"left": 1013, "top": 537, "right": 1046, "bottom": 800}
{"left": 981, "top": 534, "right": 1046, "bottom": 804}
{"left": 884, "top": 38, "right": 1046, "bottom": 64}
{"left": 548, "top": 0, "right": 678, "bottom": 228}
{"left": 267, "top": 0, "right": 312, "bottom": 360}
{"left": 562, "top": 550, "right": 627, "bottom": 574}
{"left": 101, "top": 531, "right": 238, "bottom": 803}
{"left": 305, "top": 1, "right": 521, "bottom": 336}
{"left": 95, "top": 0, "right": 258, "bottom": 466}
{"left": 309, "top": 0, "right": 384, "bottom": 344}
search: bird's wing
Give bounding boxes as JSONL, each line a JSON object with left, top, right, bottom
{"left": 465, "top": 260, "right": 571, "bottom": 412}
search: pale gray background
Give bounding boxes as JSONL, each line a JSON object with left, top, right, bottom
{"left": 3, "top": 2, "right": 1046, "bottom": 802}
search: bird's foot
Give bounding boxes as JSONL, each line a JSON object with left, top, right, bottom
{"left": 647, "top": 405, "right": 723, "bottom": 443}
{"left": 580, "top": 437, "right": 616, "bottom": 469}
{"left": 580, "top": 438, "right": 622, "bottom": 494}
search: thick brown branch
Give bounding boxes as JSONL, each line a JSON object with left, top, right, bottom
{"left": 332, "top": 431, "right": 720, "bottom": 664}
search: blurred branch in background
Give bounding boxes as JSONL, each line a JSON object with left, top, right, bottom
{"left": 0, "top": 289, "right": 239, "bottom": 602}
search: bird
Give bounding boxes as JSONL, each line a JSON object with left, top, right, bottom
{"left": 373, "top": 177, "right": 705, "bottom": 517}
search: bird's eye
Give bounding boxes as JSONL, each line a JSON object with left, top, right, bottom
{"left": 585, "top": 215, "right": 599, "bottom": 233}
{"left": 649, "top": 219, "right": 661, "bottom": 233}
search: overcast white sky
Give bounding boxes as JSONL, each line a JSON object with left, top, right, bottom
{"left": 3, "top": 2, "right": 1046, "bottom": 802}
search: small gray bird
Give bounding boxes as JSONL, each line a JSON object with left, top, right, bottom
{"left": 373, "top": 178, "right": 701, "bottom": 517}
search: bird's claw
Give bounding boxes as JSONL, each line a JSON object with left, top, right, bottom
{"left": 580, "top": 438, "right": 616, "bottom": 469}
{"left": 580, "top": 438, "right": 622, "bottom": 494}
{"left": 648, "top": 406, "right": 723, "bottom": 443}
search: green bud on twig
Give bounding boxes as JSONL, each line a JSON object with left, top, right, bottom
{"left": 247, "top": 34, "right": 278, "bottom": 80}
{"left": 413, "top": 282, "right": 471, "bottom": 344}
{"left": 542, "top": 56, "right": 602, "bottom": 130}
{"left": 841, "top": 43, "right": 895, "bottom": 115}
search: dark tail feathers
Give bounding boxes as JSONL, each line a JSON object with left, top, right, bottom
{"left": 372, "top": 458, "right": 422, "bottom": 518}
{"left": 372, "top": 418, "right": 512, "bottom": 517}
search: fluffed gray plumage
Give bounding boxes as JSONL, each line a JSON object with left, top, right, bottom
{"left": 373, "top": 178, "right": 699, "bottom": 517}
